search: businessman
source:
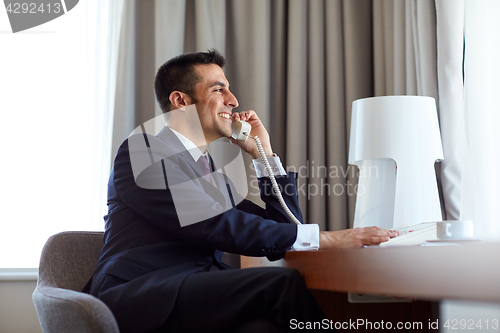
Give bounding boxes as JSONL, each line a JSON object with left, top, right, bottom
{"left": 88, "top": 49, "right": 398, "bottom": 333}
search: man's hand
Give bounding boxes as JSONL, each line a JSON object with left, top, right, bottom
{"left": 319, "top": 227, "right": 399, "bottom": 250}
{"left": 229, "top": 111, "right": 273, "bottom": 159}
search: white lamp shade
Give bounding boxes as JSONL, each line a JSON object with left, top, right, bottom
{"left": 349, "top": 96, "right": 444, "bottom": 229}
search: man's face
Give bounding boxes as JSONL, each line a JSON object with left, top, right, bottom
{"left": 191, "top": 64, "right": 239, "bottom": 143}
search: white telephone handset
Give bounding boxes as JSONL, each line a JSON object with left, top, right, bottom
{"left": 231, "top": 120, "right": 302, "bottom": 225}
{"left": 231, "top": 120, "right": 251, "bottom": 142}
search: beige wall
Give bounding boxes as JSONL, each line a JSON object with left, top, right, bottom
{"left": 0, "top": 280, "right": 42, "bottom": 333}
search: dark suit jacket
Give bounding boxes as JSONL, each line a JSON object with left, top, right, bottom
{"left": 89, "top": 127, "right": 303, "bottom": 333}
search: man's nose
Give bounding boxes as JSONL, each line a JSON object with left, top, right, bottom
{"left": 226, "top": 91, "right": 239, "bottom": 108}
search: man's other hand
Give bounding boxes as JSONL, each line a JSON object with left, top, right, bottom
{"left": 319, "top": 227, "right": 399, "bottom": 250}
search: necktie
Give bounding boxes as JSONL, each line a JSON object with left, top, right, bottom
{"left": 197, "top": 155, "right": 211, "bottom": 182}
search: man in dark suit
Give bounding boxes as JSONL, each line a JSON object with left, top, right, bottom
{"left": 88, "top": 50, "right": 398, "bottom": 333}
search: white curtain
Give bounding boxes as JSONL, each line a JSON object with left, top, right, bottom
{"left": 461, "top": 0, "right": 500, "bottom": 239}
{"left": 435, "top": 0, "right": 465, "bottom": 222}
{"left": 85, "top": 0, "right": 125, "bottom": 230}
{"left": 436, "top": 0, "right": 500, "bottom": 239}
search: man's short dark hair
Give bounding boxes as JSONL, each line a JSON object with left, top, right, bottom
{"left": 154, "top": 49, "right": 226, "bottom": 112}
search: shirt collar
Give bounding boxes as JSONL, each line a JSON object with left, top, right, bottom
{"left": 169, "top": 128, "right": 207, "bottom": 162}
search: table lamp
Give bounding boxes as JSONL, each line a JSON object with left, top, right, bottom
{"left": 348, "top": 96, "right": 444, "bottom": 230}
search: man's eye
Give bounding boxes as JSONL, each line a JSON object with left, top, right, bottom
{"left": 214, "top": 88, "right": 223, "bottom": 92}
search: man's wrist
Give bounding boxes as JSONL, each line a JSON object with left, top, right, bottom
{"left": 290, "top": 224, "right": 320, "bottom": 251}
{"left": 250, "top": 148, "right": 274, "bottom": 159}
{"left": 319, "top": 232, "right": 327, "bottom": 250}
{"left": 263, "top": 146, "right": 274, "bottom": 158}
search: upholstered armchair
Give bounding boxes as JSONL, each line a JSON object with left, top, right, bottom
{"left": 32, "top": 231, "right": 119, "bottom": 333}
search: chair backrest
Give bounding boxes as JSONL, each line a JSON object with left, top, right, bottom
{"left": 33, "top": 231, "right": 120, "bottom": 333}
{"left": 37, "top": 231, "right": 104, "bottom": 291}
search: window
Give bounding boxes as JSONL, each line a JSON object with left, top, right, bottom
{"left": 0, "top": 1, "right": 122, "bottom": 268}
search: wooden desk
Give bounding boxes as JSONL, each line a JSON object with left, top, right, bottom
{"left": 242, "top": 241, "right": 500, "bottom": 303}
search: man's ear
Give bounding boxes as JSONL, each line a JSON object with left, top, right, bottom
{"left": 169, "top": 91, "right": 192, "bottom": 111}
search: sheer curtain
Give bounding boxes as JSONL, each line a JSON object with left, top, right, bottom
{"left": 85, "top": 0, "right": 125, "bottom": 231}
{"left": 460, "top": 0, "right": 500, "bottom": 239}
{"left": 436, "top": 0, "right": 500, "bottom": 239}
{"left": 435, "top": 0, "right": 465, "bottom": 222}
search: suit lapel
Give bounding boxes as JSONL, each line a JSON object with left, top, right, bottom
{"left": 156, "top": 126, "right": 203, "bottom": 177}
{"left": 156, "top": 127, "right": 229, "bottom": 206}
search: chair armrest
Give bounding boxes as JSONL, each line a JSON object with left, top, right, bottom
{"left": 33, "top": 286, "right": 119, "bottom": 333}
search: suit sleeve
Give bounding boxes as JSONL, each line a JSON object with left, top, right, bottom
{"left": 112, "top": 136, "right": 302, "bottom": 259}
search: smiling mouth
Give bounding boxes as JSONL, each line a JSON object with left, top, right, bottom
{"left": 217, "top": 113, "right": 231, "bottom": 120}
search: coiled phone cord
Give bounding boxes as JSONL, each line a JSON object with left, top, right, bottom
{"left": 244, "top": 133, "right": 302, "bottom": 225}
